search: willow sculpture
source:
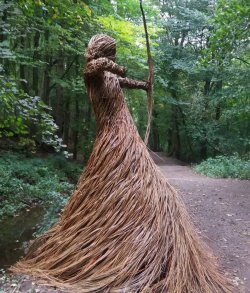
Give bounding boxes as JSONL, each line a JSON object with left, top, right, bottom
{"left": 12, "top": 34, "right": 233, "bottom": 293}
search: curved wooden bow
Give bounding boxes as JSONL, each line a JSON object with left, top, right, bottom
{"left": 140, "top": 0, "right": 154, "bottom": 146}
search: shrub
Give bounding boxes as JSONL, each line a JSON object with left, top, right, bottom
{"left": 0, "top": 152, "right": 82, "bottom": 219}
{"left": 194, "top": 155, "right": 250, "bottom": 180}
{"left": 0, "top": 72, "right": 68, "bottom": 153}
{"left": 34, "top": 191, "right": 70, "bottom": 236}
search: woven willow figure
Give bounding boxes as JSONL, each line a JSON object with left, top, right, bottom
{"left": 12, "top": 35, "right": 232, "bottom": 293}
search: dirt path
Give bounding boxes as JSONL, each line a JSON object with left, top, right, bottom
{"left": 1, "top": 154, "right": 249, "bottom": 292}
{"left": 153, "top": 152, "right": 250, "bottom": 293}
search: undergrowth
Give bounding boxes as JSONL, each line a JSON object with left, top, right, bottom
{"left": 194, "top": 155, "right": 250, "bottom": 180}
{"left": 0, "top": 151, "right": 82, "bottom": 231}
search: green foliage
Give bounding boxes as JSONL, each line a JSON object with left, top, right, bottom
{"left": 0, "top": 152, "right": 82, "bottom": 218}
{"left": 0, "top": 76, "right": 28, "bottom": 138}
{"left": 151, "top": 0, "right": 250, "bottom": 161}
{"left": 0, "top": 70, "right": 69, "bottom": 152}
{"left": 208, "top": 0, "right": 250, "bottom": 63}
{"left": 0, "top": 0, "right": 249, "bottom": 243}
{"left": 0, "top": 0, "right": 249, "bottom": 163}
{"left": 34, "top": 190, "right": 69, "bottom": 235}
{"left": 194, "top": 155, "right": 250, "bottom": 179}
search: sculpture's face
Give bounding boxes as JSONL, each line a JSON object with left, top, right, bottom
{"left": 85, "top": 34, "right": 116, "bottom": 61}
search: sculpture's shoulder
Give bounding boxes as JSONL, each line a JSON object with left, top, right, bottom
{"left": 83, "top": 60, "right": 123, "bottom": 99}
{"left": 84, "top": 60, "right": 98, "bottom": 77}
{"left": 83, "top": 61, "right": 103, "bottom": 88}
{"left": 84, "top": 58, "right": 109, "bottom": 77}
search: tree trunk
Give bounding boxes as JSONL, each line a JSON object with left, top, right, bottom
{"left": 32, "top": 31, "right": 40, "bottom": 96}
{"left": 73, "top": 97, "right": 79, "bottom": 160}
{"left": 20, "top": 36, "right": 29, "bottom": 93}
{"left": 200, "top": 78, "right": 211, "bottom": 159}
{"left": 168, "top": 76, "right": 181, "bottom": 158}
{"left": 214, "top": 79, "right": 223, "bottom": 156}
{"left": 172, "top": 104, "right": 181, "bottom": 158}
{"left": 63, "top": 97, "right": 70, "bottom": 146}
{"left": 55, "top": 53, "right": 65, "bottom": 136}
{"left": 215, "top": 80, "right": 222, "bottom": 120}
{"left": 41, "top": 30, "right": 50, "bottom": 104}
{"left": 0, "top": 0, "right": 7, "bottom": 42}
{"left": 152, "top": 109, "right": 160, "bottom": 151}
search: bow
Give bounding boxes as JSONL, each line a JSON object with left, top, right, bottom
{"left": 140, "top": 0, "right": 154, "bottom": 145}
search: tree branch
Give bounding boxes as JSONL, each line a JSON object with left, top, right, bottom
{"left": 49, "top": 56, "right": 77, "bottom": 92}
{"left": 235, "top": 57, "right": 250, "bottom": 66}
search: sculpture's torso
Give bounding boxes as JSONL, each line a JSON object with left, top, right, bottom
{"left": 84, "top": 70, "right": 134, "bottom": 134}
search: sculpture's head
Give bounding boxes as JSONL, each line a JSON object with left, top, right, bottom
{"left": 85, "top": 34, "right": 116, "bottom": 62}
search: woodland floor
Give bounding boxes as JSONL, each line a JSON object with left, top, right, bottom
{"left": 1, "top": 153, "right": 250, "bottom": 293}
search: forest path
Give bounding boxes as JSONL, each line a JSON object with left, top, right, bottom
{"left": 152, "top": 152, "right": 250, "bottom": 293}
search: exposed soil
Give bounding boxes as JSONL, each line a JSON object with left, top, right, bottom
{"left": 1, "top": 153, "right": 249, "bottom": 292}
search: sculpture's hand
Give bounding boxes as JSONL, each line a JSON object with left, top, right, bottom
{"left": 145, "top": 81, "right": 152, "bottom": 92}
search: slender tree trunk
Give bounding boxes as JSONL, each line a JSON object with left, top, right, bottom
{"left": 87, "top": 99, "right": 93, "bottom": 135}
{"left": 152, "top": 127, "right": 160, "bottom": 151}
{"left": 200, "top": 78, "right": 211, "bottom": 159}
{"left": 178, "top": 106, "right": 193, "bottom": 159}
{"left": 56, "top": 85, "right": 64, "bottom": 136}
{"left": 41, "top": 30, "right": 50, "bottom": 104}
{"left": 167, "top": 127, "right": 173, "bottom": 156}
{"left": 213, "top": 79, "right": 223, "bottom": 156}
{"left": 152, "top": 109, "right": 160, "bottom": 151}
{"left": 172, "top": 104, "right": 181, "bottom": 158}
{"left": 33, "top": 31, "right": 40, "bottom": 96}
{"left": 63, "top": 97, "right": 70, "bottom": 146}
{"left": 0, "top": 0, "right": 7, "bottom": 42}
{"left": 80, "top": 94, "right": 91, "bottom": 160}
{"left": 0, "top": 0, "right": 8, "bottom": 74}
{"left": 55, "top": 52, "right": 65, "bottom": 136}
{"left": 20, "top": 36, "right": 29, "bottom": 93}
{"left": 215, "top": 80, "right": 222, "bottom": 120}
{"left": 73, "top": 97, "right": 79, "bottom": 160}
{"left": 168, "top": 77, "right": 181, "bottom": 158}
{"left": 167, "top": 104, "right": 181, "bottom": 158}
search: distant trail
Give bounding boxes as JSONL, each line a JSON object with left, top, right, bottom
{"left": 152, "top": 152, "right": 250, "bottom": 293}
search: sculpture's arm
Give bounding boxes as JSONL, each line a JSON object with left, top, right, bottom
{"left": 84, "top": 57, "right": 126, "bottom": 77}
{"left": 119, "top": 77, "right": 148, "bottom": 91}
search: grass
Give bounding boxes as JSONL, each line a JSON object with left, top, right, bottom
{"left": 194, "top": 155, "right": 250, "bottom": 180}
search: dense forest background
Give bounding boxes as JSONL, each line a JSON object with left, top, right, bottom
{"left": 1, "top": 0, "right": 249, "bottom": 162}
{"left": 0, "top": 1, "right": 249, "bottom": 276}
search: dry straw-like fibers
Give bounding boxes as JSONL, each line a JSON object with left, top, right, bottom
{"left": 11, "top": 34, "right": 233, "bottom": 293}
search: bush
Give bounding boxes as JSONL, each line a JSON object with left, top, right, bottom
{"left": 34, "top": 191, "right": 70, "bottom": 235}
{"left": 0, "top": 72, "right": 68, "bottom": 153}
{"left": 0, "top": 151, "right": 82, "bottom": 219}
{"left": 194, "top": 155, "right": 250, "bottom": 180}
